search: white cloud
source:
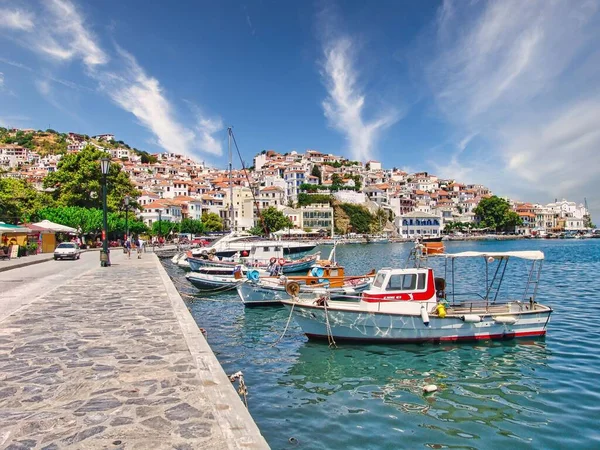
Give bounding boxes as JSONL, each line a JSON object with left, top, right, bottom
{"left": 425, "top": 0, "right": 600, "bottom": 215}
{"left": 0, "top": 72, "right": 4, "bottom": 88}
{"left": 0, "top": 8, "right": 34, "bottom": 31}
{"left": 0, "top": 0, "right": 222, "bottom": 158}
{"left": 96, "top": 48, "right": 222, "bottom": 157}
{"left": 320, "top": 34, "right": 399, "bottom": 162}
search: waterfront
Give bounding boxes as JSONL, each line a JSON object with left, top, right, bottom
{"left": 164, "top": 239, "right": 600, "bottom": 449}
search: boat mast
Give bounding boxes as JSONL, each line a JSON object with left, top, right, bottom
{"left": 228, "top": 127, "right": 234, "bottom": 232}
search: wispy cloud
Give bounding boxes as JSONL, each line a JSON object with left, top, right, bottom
{"left": 95, "top": 47, "right": 199, "bottom": 156}
{"left": 0, "top": 0, "right": 223, "bottom": 158}
{"left": 425, "top": 0, "right": 600, "bottom": 211}
{"left": 0, "top": 72, "right": 4, "bottom": 88}
{"left": 318, "top": 9, "right": 399, "bottom": 162}
{"left": 0, "top": 8, "right": 34, "bottom": 31}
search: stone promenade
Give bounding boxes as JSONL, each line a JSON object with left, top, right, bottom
{"left": 0, "top": 252, "right": 269, "bottom": 449}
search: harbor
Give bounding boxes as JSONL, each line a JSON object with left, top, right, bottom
{"left": 0, "top": 250, "right": 268, "bottom": 449}
{"left": 164, "top": 238, "right": 600, "bottom": 449}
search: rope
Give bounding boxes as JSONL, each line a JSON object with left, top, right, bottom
{"left": 228, "top": 371, "right": 248, "bottom": 407}
{"left": 323, "top": 294, "right": 337, "bottom": 348}
{"left": 271, "top": 299, "right": 296, "bottom": 347}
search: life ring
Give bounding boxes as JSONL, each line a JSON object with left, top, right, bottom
{"left": 270, "top": 257, "right": 277, "bottom": 264}
{"left": 311, "top": 267, "right": 325, "bottom": 278}
{"left": 278, "top": 258, "right": 285, "bottom": 265}
{"left": 247, "top": 269, "right": 260, "bottom": 281}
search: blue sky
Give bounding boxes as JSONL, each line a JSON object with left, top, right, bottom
{"left": 1, "top": 0, "right": 600, "bottom": 218}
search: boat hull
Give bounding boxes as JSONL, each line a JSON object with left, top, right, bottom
{"left": 282, "top": 302, "right": 552, "bottom": 343}
{"left": 186, "top": 273, "right": 244, "bottom": 292}
{"left": 188, "top": 255, "right": 318, "bottom": 273}
{"left": 237, "top": 280, "right": 371, "bottom": 306}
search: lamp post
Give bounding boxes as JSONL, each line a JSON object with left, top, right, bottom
{"left": 124, "top": 195, "right": 130, "bottom": 244}
{"left": 158, "top": 210, "right": 162, "bottom": 245}
{"left": 100, "top": 157, "right": 111, "bottom": 267}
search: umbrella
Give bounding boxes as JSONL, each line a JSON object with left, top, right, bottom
{"left": 31, "top": 220, "right": 77, "bottom": 233}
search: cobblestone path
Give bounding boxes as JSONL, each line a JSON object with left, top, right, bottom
{"left": 0, "top": 255, "right": 268, "bottom": 449}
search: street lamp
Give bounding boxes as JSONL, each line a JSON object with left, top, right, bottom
{"left": 100, "top": 157, "right": 110, "bottom": 267}
{"left": 124, "top": 195, "right": 130, "bottom": 243}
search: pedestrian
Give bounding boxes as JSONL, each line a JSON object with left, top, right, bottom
{"left": 124, "top": 239, "right": 131, "bottom": 259}
{"left": 137, "top": 238, "right": 143, "bottom": 259}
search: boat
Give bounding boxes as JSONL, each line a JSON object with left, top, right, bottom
{"left": 237, "top": 264, "right": 375, "bottom": 306}
{"left": 187, "top": 245, "right": 321, "bottom": 274}
{"left": 281, "top": 247, "right": 552, "bottom": 343}
{"left": 185, "top": 265, "right": 267, "bottom": 292}
{"left": 366, "top": 235, "right": 390, "bottom": 244}
{"left": 204, "top": 232, "right": 317, "bottom": 257}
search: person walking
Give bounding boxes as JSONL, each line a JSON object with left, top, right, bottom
{"left": 137, "top": 237, "right": 144, "bottom": 259}
{"left": 124, "top": 239, "right": 131, "bottom": 259}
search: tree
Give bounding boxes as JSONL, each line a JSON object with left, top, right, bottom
{"left": 152, "top": 220, "right": 179, "bottom": 237}
{"left": 353, "top": 175, "right": 362, "bottom": 191}
{"left": 331, "top": 173, "right": 343, "bottom": 191}
{"left": 201, "top": 212, "right": 223, "bottom": 232}
{"left": 311, "top": 165, "right": 322, "bottom": 184}
{"left": 180, "top": 218, "right": 206, "bottom": 234}
{"left": 260, "top": 207, "right": 293, "bottom": 234}
{"left": 474, "top": 196, "right": 523, "bottom": 232}
{"left": 0, "top": 178, "right": 52, "bottom": 224}
{"left": 43, "top": 145, "right": 139, "bottom": 211}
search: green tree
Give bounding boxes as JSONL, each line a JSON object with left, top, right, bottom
{"left": 43, "top": 145, "right": 138, "bottom": 211}
{"left": 0, "top": 178, "right": 51, "bottom": 224}
{"left": 201, "top": 212, "right": 223, "bottom": 232}
{"left": 352, "top": 174, "right": 362, "bottom": 190}
{"left": 180, "top": 218, "right": 206, "bottom": 234}
{"left": 152, "top": 220, "right": 179, "bottom": 237}
{"left": 338, "top": 203, "right": 376, "bottom": 234}
{"left": 473, "top": 196, "right": 523, "bottom": 232}
{"left": 311, "top": 165, "right": 322, "bottom": 184}
{"left": 260, "top": 206, "right": 293, "bottom": 234}
{"left": 297, "top": 193, "right": 332, "bottom": 206}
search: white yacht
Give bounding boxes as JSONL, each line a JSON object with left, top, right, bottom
{"left": 204, "top": 232, "right": 317, "bottom": 257}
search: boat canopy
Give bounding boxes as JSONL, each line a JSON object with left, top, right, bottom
{"left": 437, "top": 250, "right": 544, "bottom": 261}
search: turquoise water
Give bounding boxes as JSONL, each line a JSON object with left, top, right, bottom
{"left": 164, "top": 239, "right": 600, "bottom": 449}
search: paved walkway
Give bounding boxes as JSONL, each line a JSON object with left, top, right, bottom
{"left": 0, "top": 251, "right": 269, "bottom": 449}
{"left": 0, "top": 253, "right": 54, "bottom": 273}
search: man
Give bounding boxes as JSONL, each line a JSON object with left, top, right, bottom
{"left": 124, "top": 239, "right": 131, "bottom": 259}
{"left": 136, "top": 237, "right": 143, "bottom": 259}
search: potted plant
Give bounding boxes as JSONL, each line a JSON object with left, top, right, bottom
{"left": 27, "top": 242, "right": 39, "bottom": 255}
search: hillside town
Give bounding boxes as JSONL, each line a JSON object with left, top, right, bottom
{"left": 0, "top": 128, "right": 593, "bottom": 238}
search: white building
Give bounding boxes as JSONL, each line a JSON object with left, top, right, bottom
{"left": 395, "top": 211, "right": 442, "bottom": 238}
{"left": 333, "top": 190, "right": 366, "bottom": 205}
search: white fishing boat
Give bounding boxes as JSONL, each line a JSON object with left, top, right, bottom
{"left": 186, "top": 266, "right": 266, "bottom": 292}
{"left": 281, "top": 248, "right": 552, "bottom": 343}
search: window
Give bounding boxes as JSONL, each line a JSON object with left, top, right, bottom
{"left": 373, "top": 273, "right": 386, "bottom": 288}
{"left": 417, "top": 273, "right": 426, "bottom": 290}
{"left": 386, "top": 274, "right": 417, "bottom": 291}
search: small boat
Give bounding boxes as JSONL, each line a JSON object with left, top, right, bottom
{"left": 187, "top": 246, "right": 320, "bottom": 274}
{"left": 281, "top": 247, "right": 552, "bottom": 343}
{"left": 171, "top": 252, "right": 191, "bottom": 269}
{"left": 237, "top": 264, "right": 375, "bottom": 306}
{"left": 186, "top": 266, "right": 266, "bottom": 292}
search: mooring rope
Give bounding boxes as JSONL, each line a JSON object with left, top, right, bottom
{"left": 228, "top": 371, "right": 248, "bottom": 407}
{"left": 271, "top": 299, "right": 296, "bottom": 347}
{"left": 323, "top": 295, "right": 337, "bottom": 348}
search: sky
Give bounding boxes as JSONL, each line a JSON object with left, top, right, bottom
{"left": 1, "top": 0, "right": 599, "bottom": 219}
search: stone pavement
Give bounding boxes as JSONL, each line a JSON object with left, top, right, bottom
{"left": 0, "top": 253, "right": 54, "bottom": 273}
{"left": 0, "top": 251, "right": 269, "bottom": 449}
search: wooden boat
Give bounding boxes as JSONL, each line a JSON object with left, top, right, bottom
{"left": 281, "top": 249, "right": 552, "bottom": 343}
{"left": 237, "top": 264, "right": 375, "bottom": 306}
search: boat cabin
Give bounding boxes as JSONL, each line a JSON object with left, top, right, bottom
{"left": 281, "top": 266, "right": 349, "bottom": 288}
{"left": 362, "top": 268, "right": 440, "bottom": 303}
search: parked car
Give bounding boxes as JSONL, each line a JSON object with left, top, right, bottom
{"left": 54, "top": 242, "right": 81, "bottom": 260}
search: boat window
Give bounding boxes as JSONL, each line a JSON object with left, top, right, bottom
{"left": 373, "top": 273, "right": 386, "bottom": 288}
{"left": 386, "top": 274, "right": 417, "bottom": 291}
{"left": 417, "top": 273, "right": 426, "bottom": 290}
{"left": 330, "top": 269, "right": 339, "bottom": 277}
{"left": 264, "top": 246, "right": 270, "bottom": 252}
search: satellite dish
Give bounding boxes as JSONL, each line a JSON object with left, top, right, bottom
{"left": 285, "top": 281, "right": 300, "bottom": 297}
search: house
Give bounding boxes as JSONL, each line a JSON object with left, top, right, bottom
{"left": 395, "top": 211, "right": 442, "bottom": 238}
{"left": 93, "top": 134, "right": 115, "bottom": 142}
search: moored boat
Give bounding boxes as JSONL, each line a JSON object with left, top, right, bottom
{"left": 237, "top": 264, "right": 375, "bottom": 306}
{"left": 281, "top": 248, "right": 552, "bottom": 343}
{"left": 186, "top": 266, "right": 266, "bottom": 292}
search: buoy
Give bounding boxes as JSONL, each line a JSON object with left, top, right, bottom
{"left": 278, "top": 258, "right": 286, "bottom": 265}
{"left": 435, "top": 303, "right": 446, "bottom": 318}
{"left": 423, "top": 384, "right": 438, "bottom": 393}
{"left": 247, "top": 269, "right": 260, "bottom": 281}
{"left": 494, "top": 316, "right": 517, "bottom": 324}
{"left": 461, "top": 314, "right": 482, "bottom": 323}
{"left": 420, "top": 304, "right": 430, "bottom": 326}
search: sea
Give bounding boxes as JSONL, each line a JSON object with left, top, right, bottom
{"left": 162, "top": 239, "right": 600, "bottom": 450}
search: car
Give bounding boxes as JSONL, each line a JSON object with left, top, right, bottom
{"left": 54, "top": 242, "right": 81, "bottom": 260}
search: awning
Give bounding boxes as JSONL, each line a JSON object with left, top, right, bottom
{"left": 31, "top": 220, "right": 77, "bottom": 233}
{"left": 0, "top": 223, "right": 31, "bottom": 233}
{"left": 438, "top": 251, "right": 544, "bottom": 261}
